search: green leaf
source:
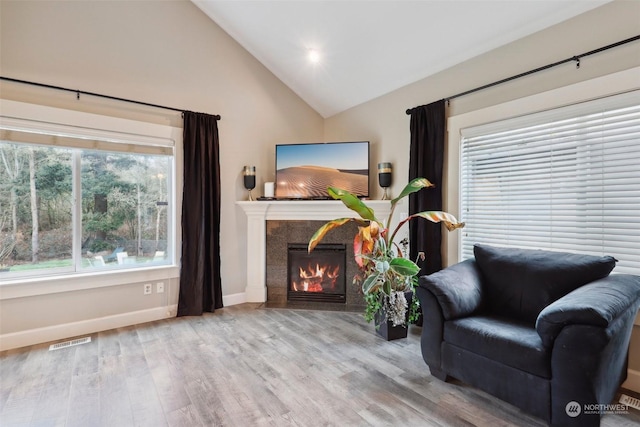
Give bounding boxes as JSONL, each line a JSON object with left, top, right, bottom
{"left": 308, "top": 218, "right": 353, "bottom": 252}
{"left": 390, "top": 177, "right": 434, "bottom": 205}
{"left": 375, "top": 259, "right": 390, "bottom": 273}
{"left": 382, "top": 280, "right": 392, "bottom": 295}
{"left": 362, "top": 272, "right": 382, "bottom": 295}
{"left": 389, "top": 257, "right": 420, "bottom": 277}
{"left": 328, "top": 187, "right": 379, "bottom": 222}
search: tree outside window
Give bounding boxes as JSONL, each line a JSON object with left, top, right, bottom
{"left": 0, "top": 141, "right": 171, "bottom": 277}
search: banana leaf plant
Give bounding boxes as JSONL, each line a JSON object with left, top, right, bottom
{"left": 308, "top": 177, "right": 464, "bottom": 327}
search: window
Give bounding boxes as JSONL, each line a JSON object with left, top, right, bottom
{"left": 460, "top": 90, "right": 640, "bottom": 274}
{"left": 0, "top": 122, "right": 174, "bottom": 279}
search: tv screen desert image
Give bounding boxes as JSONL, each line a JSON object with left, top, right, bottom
{"left": 276, "top": 142, "right": 369, "bottom": 199}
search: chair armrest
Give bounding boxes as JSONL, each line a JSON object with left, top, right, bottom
{"left": 536, "top": 274, "right": 640, "bottom": 348}
{"left": 415, "top": 285, "right": 445, "bottom": 371}
{"left": 418, "top": 259, "right": 484, "bottom": 320}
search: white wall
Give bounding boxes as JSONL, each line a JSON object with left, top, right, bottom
{"left": 0, "top": 0, "right": 323, "bottom": 349}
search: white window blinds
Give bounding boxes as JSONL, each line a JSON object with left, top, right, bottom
{"left": 460, "top": 90, "right": 640, "bottom": 274}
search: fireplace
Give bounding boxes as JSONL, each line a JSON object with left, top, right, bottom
{"left": 236, "top": 199, "right": 393, "bottom": 304}
{"left": 264, "top": 219, "right": 364, "bottom": 307}
{"left": 287, "top": 243, "right": 346, "bottom": 303}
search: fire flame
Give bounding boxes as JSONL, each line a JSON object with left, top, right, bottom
{"left": 292, "top": 263, "right": 340, "bottom": 292}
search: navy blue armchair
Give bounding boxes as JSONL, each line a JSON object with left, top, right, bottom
{"left": 417, "top": 244, "right": 640, "bottom": 427}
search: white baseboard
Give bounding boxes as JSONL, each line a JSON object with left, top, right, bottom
{"left": 623, "top": 368, "right": 640, "bottom": 393}
{"left": 222, "top": 292, "right": 246, "bottom": 307}
{"left": 0, "top": 292, "right": 249, "bottom": 352}
{"left": 0, "top": 304, "right": 177, "bottom": 352}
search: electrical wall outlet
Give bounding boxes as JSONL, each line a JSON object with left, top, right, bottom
{"left": 143, "top": 283, "right": 152, "bottom": 295}
{"left": 156, "top": 282, "right": 165, "bottom": 293}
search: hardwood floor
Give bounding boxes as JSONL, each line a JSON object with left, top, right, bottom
{"left": 1, "top": 303, "right": 639, "bottom": 426}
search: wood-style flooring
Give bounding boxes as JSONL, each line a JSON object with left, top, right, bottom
{"left": 1, "top": 303, "right": 639, "bottom": 426}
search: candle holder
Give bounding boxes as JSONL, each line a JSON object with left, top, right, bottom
{"left": 378, "top": 162, "right": 392, "bottom": 200}
{"left": 243, "top": 166, "right": 256, "bottom": 201}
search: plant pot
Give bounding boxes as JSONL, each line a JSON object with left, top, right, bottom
{"left": 373, "top": 291, "right": 412, "bottom": 341}
{"left": 374, "top": 310, "right": 409, "bottom": 340}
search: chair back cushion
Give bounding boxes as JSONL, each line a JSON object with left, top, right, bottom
{"left": 473, "top": 244, "right": 616, "bottom": 324}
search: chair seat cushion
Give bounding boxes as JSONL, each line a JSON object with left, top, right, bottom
{"left": 473, "top": 244, "right": 616, "bottom": 324}
{"left": 444, "top": 315, "right": 551, "bottom": 378}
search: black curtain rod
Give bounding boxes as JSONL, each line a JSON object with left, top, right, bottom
{"left": 406, "top": 34, "right": 640, "bottom": 115}
{"left": 0, "top": 76, "right": 221, "bottom": 120}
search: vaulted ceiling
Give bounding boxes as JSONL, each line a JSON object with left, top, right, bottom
{"left": 193, "top": 1, "right": 611, "bottom": 118}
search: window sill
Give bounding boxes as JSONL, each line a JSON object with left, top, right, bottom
{"left": 0, "top": 265, "right": 180, "bottom": 300}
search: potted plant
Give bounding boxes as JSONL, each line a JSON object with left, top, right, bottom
{"left": 308, "top": 177, "right": 464, "bottom": 340}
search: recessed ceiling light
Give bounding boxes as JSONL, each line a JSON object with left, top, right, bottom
{"left": 308, "top": 49, "right": 321, "bottom": 64}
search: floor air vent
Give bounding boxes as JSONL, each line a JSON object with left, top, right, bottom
{"left": 620, "top": 394, "right": 640, "bottom": 411}
{"left": 49, "top": 336, "right": 91, "bottom": 351}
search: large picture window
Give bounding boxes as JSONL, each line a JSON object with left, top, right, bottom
{"left": 0, "top": 124, "right": 173, "bottom": 279}
{"left": 460, "top": 90, "right": 640, "bottom": 275}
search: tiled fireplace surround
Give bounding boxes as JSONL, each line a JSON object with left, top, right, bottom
{"left": 237, "top": 200, "right": 393, "bottom": 308}
{"left": 267, "top": 220, "right": 359, "bottom": 306}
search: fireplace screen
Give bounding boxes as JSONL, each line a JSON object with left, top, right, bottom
{"left": 287, "top": 243, "right": 346, "bottom": 303}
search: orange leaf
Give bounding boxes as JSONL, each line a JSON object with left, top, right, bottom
{"left": 410, "top": 211, "right": 465, "bottom": 232}
{"left": 353, "top": 234, "right": 364, "bottom": 268}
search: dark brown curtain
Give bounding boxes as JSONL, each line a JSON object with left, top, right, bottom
{"left": 178, "top": 111, "right": 223, "bottom": 316}
{"left": 408, "top": 99, "right": 445, "bottom": 276}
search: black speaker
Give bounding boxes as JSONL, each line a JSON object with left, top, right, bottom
{"left": 243, "top": 166, "right": 256, "bottom": 200}
{"left": 378, "top": 162, "right": 392, "bottom": 200}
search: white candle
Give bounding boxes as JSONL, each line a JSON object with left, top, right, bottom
{"left": 264, "top": 182, "right": 275, "bottom": 198}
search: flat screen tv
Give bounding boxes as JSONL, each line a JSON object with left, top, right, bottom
{"left": 275, "top": 141, "right": 369, "bottom": 199}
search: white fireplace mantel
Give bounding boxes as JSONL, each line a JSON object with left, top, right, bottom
{"left": 237, "top": 200, "right": 396, "bottom": 302}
